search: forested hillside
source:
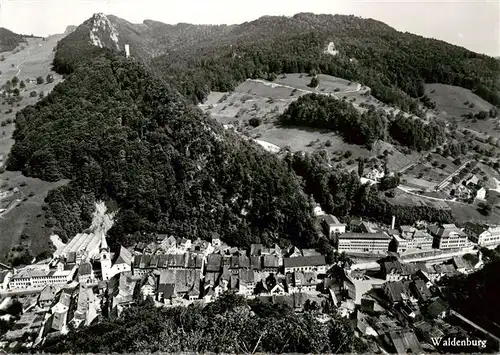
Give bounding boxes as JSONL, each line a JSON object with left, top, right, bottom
{"left": 0, "top": 28, "right": 25, "bottom": 52}
{"left": 286, "top": 150, "right": 455, "bottom": 225}
{"left": 7, "top": 51, "right": 318, "bottom": 248}
{"left": 53, "top": 13, "right": 500, "bottom": 114}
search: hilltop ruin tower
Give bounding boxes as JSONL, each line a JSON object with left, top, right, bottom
{"left": 124, "top": 44, "right": 130, "bottom": 58}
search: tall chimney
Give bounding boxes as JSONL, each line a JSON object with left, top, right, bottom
{"left": 391, "top": 215, "right": 396, "bottom": 230}
{"left": 124, "top": 44, "right": 130, "bottom": 58}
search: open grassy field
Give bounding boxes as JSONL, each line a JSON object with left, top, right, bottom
{"left": 201, "top": 74, "right": 422, "bottom": 170}
{"left": 448, "top": 201, "right": 500, "bottom": 225}
{"left": 0, "top": 35, "right": 64, "bottom": 161}
{"left": 426, "top": 83, "right": 500, "bottom": 140}
{"left": 0, "top": 35, "right": 66, "bottom": 261}
{"left": 0, "top": 171, "right": 68, "bottom": 262}
{"left": 401, "top": 154, "right": 461, "bottom": 191}
{"left": 385, "top": 189, "right": 450, "bottom": 209}
{"left": 425, "top": 83, "right": 494, "bottom": 118}
{"left": 273, "top": 73, "right": 357, "bottom": 94}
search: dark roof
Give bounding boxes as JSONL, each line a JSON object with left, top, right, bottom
{"left": 383, "top": 261, "right": 402, "bottom": 275}
{"left": 339, "top": 232, "right": 391, "bottom": 240}
{"left": 389, "top": 329, "right": 422, "bottom": 354}
{"left": 186, "top": 253, "right": 202, "bottom": 269}
{"left": 250, "top": 256, "right": 262, "bottom": 270}
{"left": 67, "top": 252, "right": 76, "bottom": 264}
{"left": 114, "top": 246, "right": 133, "bottom": 265}
{"left": 157, "top": 283, "right": 174, "bottom": 299}
{"left": 157, "top": 255, "right": 168, "bottom": 268}
{"left": 283, "top": 255, "right": 326, "bottom": 268}
{"left": 206, "top": 254, "right": 222, "bottom": 272}
{"left": 139, "top": 255, "right": 151, "bottom": 268}
{"left": 39, "top": 285, "right": 58, "bottom": 302}
{"left": 386, "top": 229, "right": 400, "bottom": 236}
{"left": 434, "top": 224, "right": 465, "bottom": 238}
{"left": 135, "top": 242, "right": 146, "bottom": 251}
{"left": 156, "top": 234, "right": 168, "bottom": 241}
{"left": 426, "top": 297, "right": 448, "bottom": 317}
{"left": 78, "top": 263, "right": 92, "bottom": 276}
{"left": 411, "top": 279, "right": 431, "bottom": 301}
{"left": 384, "top": 281, "right": 408, "bottom": 303}
{"left": 465, "top": 222, "right": 488, "bottom": 235}
{"left": 263, "top": 255, "right": 279, "bottom": 268}
{"left": 238, "top": 269, "right": 255, "bottom": 284}
{"left": 230, "top": 255, "right": 250, "bottom": 269}
{"left": 149, "top": 255, "right": 160, "bottom": 269}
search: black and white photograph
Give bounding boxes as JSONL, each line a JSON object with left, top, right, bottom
{"left": 0, "top": 0, "right": 499, "bottom": 353}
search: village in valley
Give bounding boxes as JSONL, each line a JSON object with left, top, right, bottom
{"left": 0, "top": 198, "right": 498, "bottom": 353}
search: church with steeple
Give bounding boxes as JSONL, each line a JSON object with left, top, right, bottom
{"left": 53, "top": 202, "right": 133, "bottom": 282}
{"left": 99, "top": 232, "right": 132, "bottom": 281}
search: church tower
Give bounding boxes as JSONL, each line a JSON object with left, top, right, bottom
{"left": 100, "top": 232, "right": 112, "bottom": 280}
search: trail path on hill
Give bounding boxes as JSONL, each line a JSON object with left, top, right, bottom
{"left": 14, "top": 45, "right": 31, "bottom": 77}
{"left": 249, "top": 79, "right": 363, "bottom": 109}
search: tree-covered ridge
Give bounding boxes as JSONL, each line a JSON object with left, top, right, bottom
{"left": 280, "top": 94, "right": 386, "bottom": 148}
{"left": 149, "top": 13, "right": 500, "bottom": 110}
{"left": 40, "top": 294, "right": 368, "bottom": 353}
{"left": 286, "top": 150, "right": 455, "bottom": 226}
{"left": 55, "top": 13, "right": 500, "bottom": 113}
{"left": 0, "top": 28, "right": 25, "bottom": 52}
{"left": 389, "top": 115, "right": 447, "bottom": 152}
{"left": 7, "top": 53, "right": 318, "bottom": 248}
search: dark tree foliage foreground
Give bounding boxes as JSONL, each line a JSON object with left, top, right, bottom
{"left": 442, "top": 260, "right": 500, "bottom": 337}
{"left": 7, "top": 53, "right": 318, "bottom": 249}
{"left": 40, "top": 294, "right": 368, "bottom": 354}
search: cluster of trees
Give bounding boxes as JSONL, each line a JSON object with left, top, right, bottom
{"left": 389, "top": 115, "right": 447, "bottom": 152}
{"left": 280, "top": 94, "right": 386, "bottom": 148}
{"left": 280, "top": 95, "right": 447, "bottom": 153}
{"left": 0, "top": 28, "right": 25, "bottom": 52}
{"left": 8, "top": 53, "right": 319, "bottom": 249}
{"left": 285, "top": 150, "right": 455, "bottom": 226}
{"left": 40, "top": 294, "right": 368, "bottom": 354}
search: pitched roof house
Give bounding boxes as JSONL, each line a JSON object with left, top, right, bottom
{"left": 283, "top": 256, "right": 327, "bottom": 273}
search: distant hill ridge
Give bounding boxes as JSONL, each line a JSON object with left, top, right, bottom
{"left": 54, "top": 12, "right": 500, "bottom": 112}
{"left": 0, "top": 27, "right": 26, "bottom": 52}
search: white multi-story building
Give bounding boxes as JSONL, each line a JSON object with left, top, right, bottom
{"left": 465, "top": 223, "right": 500, "bottom": 247}
{"left": 337, "top": 232, "right": 391, "bottom": 253}
{"left": 392, "top": 227, "right": 434, "bottom": 253}
{"left": 283, "top": 256, "right": 327, "bottom": 274}
{"left": 429, "top": 224, "right": 469, "bottom": 250}
{"left": 9, "top": 262, "right": 77, "bottom": 289}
